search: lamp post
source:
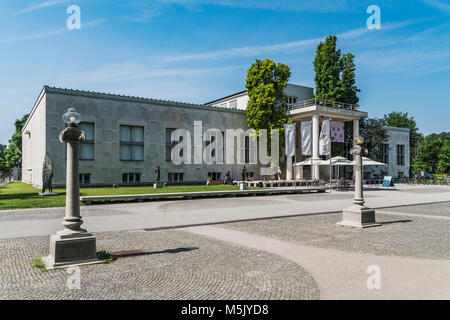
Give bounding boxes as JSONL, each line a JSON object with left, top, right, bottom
{"left": 337, "top": 136, "right": 381, "bottom": 228}
{"left": 43, "top": 108, "right": 98, "bottom": 269}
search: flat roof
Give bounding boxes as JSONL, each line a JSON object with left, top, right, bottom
{"left": 22, "top": 85, "right": 246, "bottom": 133}
{"left": 204, "top": 90, "right": 247, "bottom": 105}
{"left": 205, "top": 83, "right": 314, "bottom": 105}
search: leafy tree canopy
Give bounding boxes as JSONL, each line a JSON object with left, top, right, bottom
{"left": 5, "top": 114, "right": 29, "bottom": 169}
{"left": 412, "top": 131, "right": 450, "bottom": 174}
{"left": 359, "top": 118, "right": 388, "bottom": 161}
{"left": 245, "top": 58, "right": 291, "bottom": 134}
{"left": 313, "top": 35, "right": 360, "bottom": 104}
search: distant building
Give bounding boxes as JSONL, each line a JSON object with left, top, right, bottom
{"left": 205, "top": 84, "right": 314, "bottom": 110}
{"left": 382, "top": 126, "right": 411, "bottom": 178}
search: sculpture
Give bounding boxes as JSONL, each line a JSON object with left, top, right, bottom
{"left": 41, "top": 153, "right": 54, "bottom": 194}
{"left": 155, "top": 166, "right": 161, "bottom": 182}
{"left": 224, "top": 171, "right": 231, "bottom": 185}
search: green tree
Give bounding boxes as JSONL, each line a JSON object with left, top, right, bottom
{"left": 5, "top": 114, "right": 29, "bottom": 170}
{"left": 245, "top": 58, "right": 291, "bottom": 136}
{"left": 313, "top": 36, "right": 360, "bottom": 104}
{"left": 313, "top": 35, "right": 341, "bottom": 101}
{"left": 437, "top": 140, "right": 450, "bottom": 174}
{"left": 359, "top": 118, "right": 388, "bottom": 161}
{"left": 338, "top": 53, "right": 360, "bottom": 104}
{"left": 411, "top": 137, "right": 443, "bottom": 174}
{"left": 382, "top": 112, "right": 421, "bottom": 160}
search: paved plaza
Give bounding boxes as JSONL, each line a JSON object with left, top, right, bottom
{"left": 0, "top": 184, "right": 449, "bottom": 299}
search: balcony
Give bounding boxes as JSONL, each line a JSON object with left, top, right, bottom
{"left": 285, "top": 98, "right": 360, "bottom": 112}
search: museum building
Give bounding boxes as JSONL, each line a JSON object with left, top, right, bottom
{"left": 21, "top": 85, "right": 409, "bottom": 188}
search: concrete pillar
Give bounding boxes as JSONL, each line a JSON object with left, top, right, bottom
{"left": 312, "top": 114, "right": 320, "bottom": 180}
{"left": 337, "top": 137, "right": 381, "bottom": 228}
{"left": 286, "top": 156, "right": 293, "bottom": 180}
{"left": 353, "top": 119, "right": 360, "bottom": 146}
{"left": 44, "top": 109, "right": 98, "bottom": 269}
{"left": 62, "top": 141, "right": 83, "bottom": 232}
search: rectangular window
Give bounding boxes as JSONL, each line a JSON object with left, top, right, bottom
{"left": 381, "top": 143, "right": 389, "bottom": 164}
{"left": 288, "top": 97, "right": 297, "bottom": 104}
{"left": 245, "top": 172, "right": 255, "bottom": 179}
{"left": 120, "top": 125, "right": 144, "bottom": 161}
{"left": 245, "top": 136, "right": 250, "bottom": 164}
{"left": 208, "top": 172, "right": 221, "bottom": 180}
{"left": 79, "top": 123, "right": 95, "bottom": 160}
{"left": 166, "top": 128, "right": 182, "bottom": 161}
{"left": 79, "top": 173, "right": 91, "bottom": 185}
{"left": 397, "top": 145, "right": 405, "bottom": 166}
{"left": 122, "top": 173, "right": 141, "bottom": 184}
{"left": 168, "top": 172, "right": 184, "bottom": 182}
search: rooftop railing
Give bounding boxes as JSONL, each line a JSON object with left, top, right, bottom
{"left": 285, "top": 98, "right": 360, "bottom": 112}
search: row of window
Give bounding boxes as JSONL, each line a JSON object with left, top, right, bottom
{"left": 380, "top": 144, "right": 405, "bottom": 166}
{"left": 78, "top": 172, "right": 254, "bottom": 185}
{"left": 78, "top": 172, "right": 222, "bottom": 184}
{"left": 77, "top": 124, "right": 252, "bottom": 163}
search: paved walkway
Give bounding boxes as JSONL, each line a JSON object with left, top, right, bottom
{"left": 185, "top": 225, "right": 450, "bottom": 300}
{"left": 1, "top": 185, "right": 450, "bottom": 239}
{"left": 0, "top": 229, "right": 319, "bottom": 300}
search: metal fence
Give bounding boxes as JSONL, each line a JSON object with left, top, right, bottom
{"left": 285, "top": 98, "right": 360, "bottom": 112}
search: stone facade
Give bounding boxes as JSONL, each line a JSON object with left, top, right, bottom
{"left": 22, "top": 86, "right": 260, "bottom": 188}
{"left": 383, "top": 126, "right": 411, "bottom": 178}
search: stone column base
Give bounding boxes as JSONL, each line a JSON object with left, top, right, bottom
{"left": 43, "top": 232, "right": 100, "bottom": 269}
{"left": 154, "top": 182, "right": 163, "bottom": 189}
{"left": 337, "top": 205, "right": 382, "bottom": 228}
{"left": 240, "top": 182, "right": 248, "bottom": 190}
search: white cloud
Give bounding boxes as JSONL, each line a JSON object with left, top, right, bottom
{"left": 58, "top": 61, "right": 243, "bottom": 84}
{"left": 160, "top": 0, "right": 352, "bottom": 12}
{"left": 16, "top": 0, "right": 71, "bottom": 14}
{"left": 164, "top": 19, "right": 424, "bottom": 63}
{"left": 422, "top": 0, "right": 450, "bottom": 13}
{"left": 2, "top": 19, "right": 106, "bottom": 42}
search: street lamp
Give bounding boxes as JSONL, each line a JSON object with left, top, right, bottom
{"left": 337, "top": 136, "right": 381, "bottom": 228}
{"left": 43, "top": 108, "right": 98, "bottom": 269}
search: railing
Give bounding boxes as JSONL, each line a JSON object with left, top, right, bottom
{"left": 285, "top": 98, "right": 360, "bottom": 112}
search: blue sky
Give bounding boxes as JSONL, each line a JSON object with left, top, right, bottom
{"left": 1, "top": 0, "right": 449, "bottom": 144}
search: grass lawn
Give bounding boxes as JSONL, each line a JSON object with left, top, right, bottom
{"left": 0, "top": 181, "right": 257, "bottom": 210}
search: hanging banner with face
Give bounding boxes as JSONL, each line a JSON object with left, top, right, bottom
{"left": 331, "top": 121, "right": 345, "bottom": 143}
{"left": 301, "top": 121, "right": 312, "bottom": 156}
{"left": 284, "top": 123, "right": 296, "bottom": 157}
{"left": 319, "top": 119, "right": 331, "bottom": 156}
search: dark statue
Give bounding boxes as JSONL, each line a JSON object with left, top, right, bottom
{"left": 224, "top": 171, "right": 231, "bottom": 185}
{"left": 42, "top": 153, "right": 53, "bottom": 194}
{"left": 242, "top": 166, "right": 247, "bottom": 181}
{"left": 155, "top": 166, "right": 161, "bottom": 182}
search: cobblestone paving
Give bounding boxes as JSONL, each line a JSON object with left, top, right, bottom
{"left": 0, "top": 229, "right": 319, "bottom": 300}
{"left": 224, "top": 212, "right": 450, "bottom": 260}
{"left": 380, "top": 201, "right": 450, "bottom": 217}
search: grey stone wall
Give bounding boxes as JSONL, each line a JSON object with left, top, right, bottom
{"left": 24, "top": 88, "right": 262, "bottom": 188}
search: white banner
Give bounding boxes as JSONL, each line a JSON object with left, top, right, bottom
{"left": 284, "top": 123, "right": 296, "bottom": 157}
{"left": 301, "top": 121, "right": 312, "bottom": 156}
{"left": 319, "top": 119, "right": 331, "bottom": 156}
